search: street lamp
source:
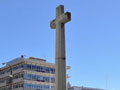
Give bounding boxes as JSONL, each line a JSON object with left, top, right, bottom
{"left": 2, "top": 62, "right": 13, "bottom": 90}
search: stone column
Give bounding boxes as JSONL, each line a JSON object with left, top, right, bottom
{"left": 50, "top": 5, "right": 71, "bottom": 90}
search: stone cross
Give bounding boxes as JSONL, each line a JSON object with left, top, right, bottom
{"left": 50, "top": 5, "right": 71, "bottom": 90}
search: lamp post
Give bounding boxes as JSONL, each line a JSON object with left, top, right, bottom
{"left": 2, "top": 63, "right": 13, "bottom": 90}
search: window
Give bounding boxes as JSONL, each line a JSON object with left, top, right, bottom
{"left": 24, "top": 83, "right": 52, "bottom": 90}
{"left": 24, "top": 73, "right": 55, "bottom": 83}
{"left": 24, "top": 64, "right": 55, "bottom": 74}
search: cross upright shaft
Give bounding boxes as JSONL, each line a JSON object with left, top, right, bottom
{"left": 50, "top": 5, "right": 71, "bottom": 90}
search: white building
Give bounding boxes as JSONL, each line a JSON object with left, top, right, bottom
{"left": 68, "top": 86, "right": 105, "bottom": 90}
{"left": 67, "top": 82, "right": 105, "bottom": 90}
{"left": 0, "top": 56, "right": 70, "bottom": 90}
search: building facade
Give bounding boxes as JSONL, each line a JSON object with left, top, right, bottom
{"left": 0, "top": 56, "right": 70, "bottom": 90}
{"left": 68, "top": 86, "right": 105, "bottom": 90}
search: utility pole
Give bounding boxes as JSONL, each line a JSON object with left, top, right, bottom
{"left": 2, "top": 63, "right": 13, "bottom": 90}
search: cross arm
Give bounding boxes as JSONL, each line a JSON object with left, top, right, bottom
{"left": 50, "top": 19, "right": 56, "bottom": 29}
{"left": 50, "top": 12, "right": 71, "bottom": 29}
{"left": 59, "top": 12, "right": 71, "bottom": 24}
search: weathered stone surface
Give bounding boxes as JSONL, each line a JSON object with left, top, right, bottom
{"left": 50, "top": 5, "right": 71, "bottom": 90}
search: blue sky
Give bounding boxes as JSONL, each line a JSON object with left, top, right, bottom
{"left": 0, "top": 0, "right": 120, "bottom": 90}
